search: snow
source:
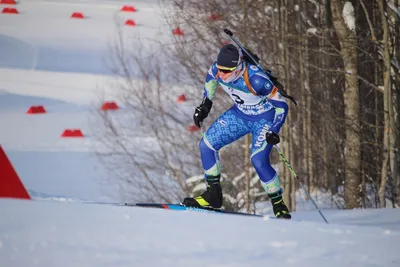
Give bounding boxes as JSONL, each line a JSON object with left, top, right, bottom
{"left": 388, "top": 1, "right": 400, "bottom": 17}
{"left": 343, "top": 2, "right": 356, "bottom": 32}
{"left": 1, "top": 0, "right": 400, "bottom": 266}
{"left": 1, "top": 199, "right": 400, "bottom": 267}
{"left": 307, "top": 28, "right": 318, "bottom": 35}
{"left": 265, "top": 5, "right": 273, "bottom": 13}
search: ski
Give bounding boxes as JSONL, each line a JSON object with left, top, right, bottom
{"left": 130, "top": 203, "right": 274, "bottom": 218}
{"left": 87, "top": 201, "right": 286, "bottom": 220}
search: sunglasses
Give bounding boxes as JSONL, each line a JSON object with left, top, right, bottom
{"left": 217, "top": 64, "right": 237, "bottom": 73}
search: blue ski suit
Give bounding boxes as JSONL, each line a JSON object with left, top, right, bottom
{"left": 199, "top": 62, "right": 289, "bottom": 194}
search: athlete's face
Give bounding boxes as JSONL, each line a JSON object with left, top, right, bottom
{"left": 218, "top": 69, "right": 234, "bottom": 80}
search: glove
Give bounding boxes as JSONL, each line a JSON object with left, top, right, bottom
{"left": 193, "top": 98, "right": 213, "bottom": 127}
{"left": 265, "top": 130, "right": 280, "bottom": 145}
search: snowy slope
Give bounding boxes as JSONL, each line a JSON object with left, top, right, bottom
{"left": 1, "top": 199, "right": 400, "bottom": 267}
{"left": 1, "top": 1, "right": 400, "bottom": 267}
{"left": 0, "top": 0, "right": 171, "bottom": 201}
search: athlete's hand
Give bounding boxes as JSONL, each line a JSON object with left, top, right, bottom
{"left": 193, "top": 98, "right": 212, "bottom": 127}
{"left": 265, "top": 130, "right": 280, "bottom": 145}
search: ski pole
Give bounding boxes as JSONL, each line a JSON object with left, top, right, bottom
{"left": 274, "top": 145, "right": 329, "bottom": 224}
{"left": 223, "top": 29, "right": 266, "bottom": 72}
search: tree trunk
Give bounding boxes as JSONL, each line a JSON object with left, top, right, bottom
{"left": 393, "top": 0, "right": 400, "bottom": 206}
{"left": 294, "top": 0, "right": 308, "bottom": 211}
{"left": 305, "top": 37, "right": 313, "bottom": 201}
{"left": 299, "top": 7, "right": 308, "bottom": 194}
{"left": 322, "top": 0, "right": 331, "bottom": 191}
{"left": 387, "top": 0, "right": 399, "bottom": 207}
{"left": 240, "top": 0, "right": 252, "bottom": 213}
{"left": 377, "top": 0, "right": 392, "bottom": 208}
{"left": 379, "top": 83, "right": 390, "bottom": 208}
{"left": 283, "top": 0, "right": 295, "bottom": 211}
{"left": 277, "top": 0, "right": 290, "bottom": 207}
{"left": 375, "top": 65, "right": 380, "bottom": 208}
{"left": 300, "top": 28, "right": 309, "bottom": 200}
{"left": 373, "top": 4, "right": 381, "bottom": 208}
{"left": 298, "top": 0, "right": 313, "bottom": 201}
{"left": 331, "top": 0, "right": 361, "bottom": 209}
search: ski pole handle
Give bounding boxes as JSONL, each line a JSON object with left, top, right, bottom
{"left": 223, "top": 29, "right": 233, "bottom": 36}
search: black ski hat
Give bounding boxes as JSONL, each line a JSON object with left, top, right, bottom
{"left": 217, "top": 44, "right": 239, "bottom": 69}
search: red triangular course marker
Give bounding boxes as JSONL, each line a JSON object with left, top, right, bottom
{"left": 71, "top": 12, "right": 84, "bottom": 19}
{"left": 121, "top": 5, "right": 136, "bottom": 12}
{"left": 2, "top": 7, "right": 18, "bottom": 14}
{"left": 176, "top": 94, "right": 187, "bottom": 103}
{"left": 125, "top": 19, "right": 136, "bottom": 26}
{"left": 0, "top": 0, "right": 17, "bottom": 4}
{"left": 101, "top": 101, "right": 119, "bottom": 110}
{"left": 27, "top": 105, "right": 46, "bottom": 114}
{"left": 173, "top": 27, "right": 184, "bottom": 36}
{"left": 61, "top": 129, "right": 84, "bottom": 137}
{"left": 0, "top": 146, "right": 31, "bottom": 199}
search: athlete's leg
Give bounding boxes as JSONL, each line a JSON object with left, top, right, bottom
{"left": 200, "top": 106, "right": 249, "bottom": 177}
{"left": 249, "top": 117, "right": 291, "bottom": 218}
{"left": 183, "top": 106, "right": 249, "bottom": 208}
{"left": 249, "top": 122, "right": 281, "bottom": 194}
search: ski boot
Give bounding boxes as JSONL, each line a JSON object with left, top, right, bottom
{"left": 268, "top": 191, "right": 291, "bottom": 219}
{"left": 182, "top": 175, "right": 223, "bottom": 209}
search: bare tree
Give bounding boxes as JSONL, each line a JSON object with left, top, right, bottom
{"left": 359, "top": 0, "right": 399, "bottom": 207}
{"left": 392, "top": 0, "right": 400, "bottom": 206}
{"left": 91, "top": 0, "right": 399, "bottom": 211}
{"left": 92, "top": 19, "right": 203, "bottom": 203}
{"left": 331, "top": 0, "right": 362, "bottom": 209}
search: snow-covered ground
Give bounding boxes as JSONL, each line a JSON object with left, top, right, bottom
{"left": 1, "top": 199, "right": 400, "bottom": 267}
{"left": 1, "top": 1, "right": 400, "bottom": 266}
{"left": 0, "top": 0, "right": 172, "bottom": 202}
